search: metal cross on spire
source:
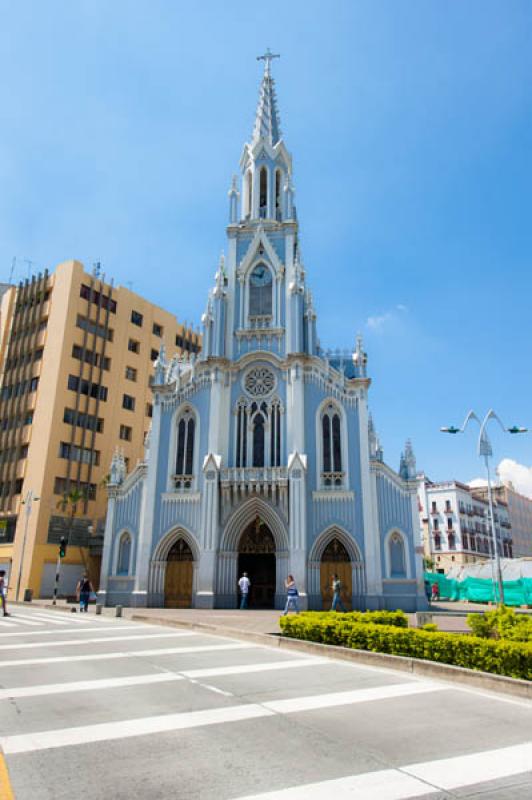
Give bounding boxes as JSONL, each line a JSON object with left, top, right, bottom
{"left": 257, "top": 48, "right": 280, "bottom": 75}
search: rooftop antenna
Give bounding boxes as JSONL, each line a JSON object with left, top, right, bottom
{"left": 8, "top": 257, "right": 16, "bottom": 284}
{"left": 23, "top": 258, "right": 34, "bottom": 280}
{"left": 93, "top": 261, "right": 101, "bottom": 278}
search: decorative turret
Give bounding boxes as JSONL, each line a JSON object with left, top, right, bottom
{"left": 228, "top": 175, "right": 239, "bottom": 224}
{"left": 153, "top": 343, "right": 167, "bottom": 386}
{"left": 108, "top": 447, "right": 126, "bottom": 486}
{"left": 399, "top": 439, "right": 416, "bottom": 480}
{"left": 368, "top": 413, "right": 384, "bottom": 462}
{"left": 353, "top": 334, "right": 368, "bottom": 378}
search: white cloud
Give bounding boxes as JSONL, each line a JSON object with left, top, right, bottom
{"left": 496, "top": 458, "right": 532, "bottom": 499}
{"left": 365, "top": 304, "right": 408, "bottom": 332}
{"left": 469, "top": 459, "right": 532, "bottom": 499}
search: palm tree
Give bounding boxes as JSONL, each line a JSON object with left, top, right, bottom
{"left": 56, "top": 487, "right": 89, "bottom": 571}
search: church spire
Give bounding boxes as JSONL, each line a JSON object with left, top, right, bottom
{"left": 252, "top": 49, "right": 282, "bottom": 146}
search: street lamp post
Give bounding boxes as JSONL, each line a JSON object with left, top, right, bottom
{"left": 441, "top": 410, "right": 527, "bottom": 606}
{"left": 16, "top": 489, "right": 40, "bottom": 602}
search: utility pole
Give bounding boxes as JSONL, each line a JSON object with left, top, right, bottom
{"left": 16, "top": 490, "right": 39, "bottom": 601}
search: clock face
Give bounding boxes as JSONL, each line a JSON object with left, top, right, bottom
{"left": 250, "top": 265, "right": 272, "bottom": 287}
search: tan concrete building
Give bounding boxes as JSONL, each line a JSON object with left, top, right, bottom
{"left": 0, "top": 260, "right": 200, "bottom": 600}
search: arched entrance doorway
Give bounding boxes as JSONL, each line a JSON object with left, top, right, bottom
{"left": 320, "top": 538, "right": 352, "bottom": 610}
{"left": 237, "top": 517, "right": 276, "bottom": 608}
{"left": 164, "top": 538, "right": 193, "bottom": 608}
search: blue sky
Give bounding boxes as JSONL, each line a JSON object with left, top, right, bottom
{"left": 1, "top": 0, "right": 531, "bottom": 484}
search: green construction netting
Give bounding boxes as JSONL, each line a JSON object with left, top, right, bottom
{"left": 424, "top": 572, "right": 532, "bottom": 606}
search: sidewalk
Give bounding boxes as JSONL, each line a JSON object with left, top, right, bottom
{"left": 13, "top": 599, "right": 485, "bottom": 634}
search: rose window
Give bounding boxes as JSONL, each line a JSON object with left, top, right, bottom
{"left": 244, "top": 367, "right": 276, "bottom": 397}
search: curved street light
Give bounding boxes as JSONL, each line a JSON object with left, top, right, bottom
{"left": 440, "top": 410, "right": 528, "bottom": 606}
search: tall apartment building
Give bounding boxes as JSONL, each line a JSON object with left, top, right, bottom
{"left": 0, "top": 260, "right": 200, "bottom": 599}
{"left": 417, "top": 476, "right": 512, "bottom": 572}
{"left": 470, "top": 482, "right": 532, "bottom": 558}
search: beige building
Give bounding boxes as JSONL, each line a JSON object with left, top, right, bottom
{"left": 470, "top": 482, "right": 532, "bottom": 558}
{"left": 0, "top": 260, "right": 200, "bottom": 600}
{"left": 417, "top": 476, "right": 512, "bottom": 572}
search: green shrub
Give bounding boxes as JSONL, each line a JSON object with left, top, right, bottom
{"left": 279, "top": 616, "right": 532, "bottom": 681}
{"left": 422, "top": 623, "right": 438, "bottom": 632}
{"left": 467, "top": 607, "right": 532, "bottom": 642}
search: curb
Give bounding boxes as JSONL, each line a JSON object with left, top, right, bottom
{"left": 130, "top": 613, "right": 532, "bottom": 702}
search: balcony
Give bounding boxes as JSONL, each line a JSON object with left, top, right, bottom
{"left": 321, "top": 471, "right": 345, "bottom": 488}
{"left": 220, "top": 467, "right": 288, "bottom": 522}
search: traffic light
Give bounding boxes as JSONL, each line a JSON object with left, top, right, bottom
{"left": 59, "top": 537, "right": 67, "bottom": 558}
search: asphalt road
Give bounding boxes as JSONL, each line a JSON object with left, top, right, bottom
{"left": 0, "top": 607, "right": 531, "bottom": 800}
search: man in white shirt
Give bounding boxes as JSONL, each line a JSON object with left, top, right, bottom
{"left": 238, "top": 572, "right": 250, "bottom": 609}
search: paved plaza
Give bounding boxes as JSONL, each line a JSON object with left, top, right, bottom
{"left": 0, "top": 605, "right": 531, "bottom": 799}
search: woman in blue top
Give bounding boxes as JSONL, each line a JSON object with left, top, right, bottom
{"left": 282, "top": 574, "right": 299, "bottom": 616}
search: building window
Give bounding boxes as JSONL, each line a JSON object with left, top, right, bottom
{"left": 59, "top": 442, "right": 100, "bottom": 466}
{"left": 72, "top": 344, "right": 111, "bottom": 371}
{"left": 448, "top": 532, "right": 456, "bottom": 550}
{"left": 434, "top": 533, "right": 441, "bottom": 550}
{"left": 80, "top": 284, "right": 117, "bottom": 313}
{"left": 321, "top": 403, "right": 343, "bottom": 487}
{"left": 67, "top": 375, "right": 108, "bottom": 401}
{"left": 152, "top": 323, "right": 163, "bottom": 337}
{"left": 447, "top": 517, "right": 453, "bottom": 530}
{"left": 389, "top": 533, "right": 406, "bottom": 578}
{"left": 122, "top": 394, "right": 135, "bottom": 411}
{"left": 150, "top": 348, "right": 159, "bottom": 362}
{"left": 119, "top": 424, "right": 132, "bottom": 441}
{"left": 76, "top": 314, "right": 113, "bottom": 342}
{"left": 146, "top": 403, "right": 153, "bottom": 418}
{"left": 249, "top": 264, "right": 273, "bottom": 319}
{"left": 252, "top": 405, "right": 266, "bottom": 467}
{"left": 259, "top": 166, "right": 268, "bottom": 217}
{"left": 117, "top": 533, "right": 132, "bottom": 576}
{"left": 54, "top": 477, "right": 96, "bottom": 500}
{"left": 63, "top": 408, "right": 103, "bottom": 433}
{"left": 125, "top": 366, "right": 137, "bottom": 382}
{"left": 174, "top": 409, "right": 195, "bottom": 489}
{"left": 445, "top": 500, "right": 451, "bottom": 512}
{"left": 128, "top": 339, "right": 140, "bottom": 354}
{"left": 29, "top": 377, "right": 39, "bottom": 392}
{"left": 131, "top": 310, "right": 143, "bottom": 327}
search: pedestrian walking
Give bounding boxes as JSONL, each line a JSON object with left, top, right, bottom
{"left": 76, "top": 573, "right": 94, "bottom": 613}
{"left": 0, "top": 569, "right": 9, "bottom": 616}
{"left": 238, "top": 572, "right": 250, "bottom": 609}
{"left": 283, "top": 574, "right": 299, "bottom": 615}
{"left": 331, "top": 573, "right": 346, "bottom": 612}
{"left": 431, "top": 581, "right": 439, "bottom": 603}
{"left": 424, "top": 579, "right": 432, "bottom": 605}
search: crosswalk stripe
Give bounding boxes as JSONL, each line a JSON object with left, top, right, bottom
{"left": 0, "top": 624, "right": 157, "bottom": 638}
{"left": 3, "top": 617, "right": 42, "bottom": 627}
{"left": 0, "top": 672, "right": 184, "bottom": 700}
{"left": 236, "top": 769, "right": 433, "bottom": 800}
{"left": 16, "top": 613, "right": 77, "bottom": 626}
{"left": 261, "top": 682, "right": 440, "bottom": 714}
{"left": 0, "top": 658, "right": 333, "bottom": 700}
{"left": 403, "top": 741, "right": 532, "bottom": 790}
{"left": 234, "top": 742, "right": 532, "bottom": 799}
{"left": 0, "top": 631, "right": 197, "bottom": 651}
{"left": 0, "top": 681, "right": 445, "bottom": 754}
{"left": 0, "top": 618, "right": 17, "bottom": 627}
{"left": 0, "top": 642, "right": 251, "bottom": 668}
{"left": 182, "top": 658, "right": 331, "bottom": 679}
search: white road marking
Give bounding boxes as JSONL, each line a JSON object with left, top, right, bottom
{"left": 17, "top": 613, "right": 71, "bottom": 626}
{"left": 235, "top": 769, "right": 434, "bottom": 799}
{"left": 0, "top": 642, "right": 251, "bottom": 668}
{"left": 261, "top": 681, "right": 442, "bottom": 713}
{"left": 403, "top": 741, "right": 532, "bottom": 790}
{"left": 0, "top": 681, "right": 445, "bottom": 754}
{"left": 0, "top": 704, "right": 274, "bottom": 753}
{"left": 234, "top": 742, "right": 532, "bottom": 799}
{"left": 0, "top": 624, "right": 157, "bottom": 639}
{"left": 0, "top": 619, "right": 17, "bottom": 627}
{"left": 0, "top": 631, "right": 197, "bottom": 651}
{"left": 182, "top": 657, "right": 331, "bottom": 679}
{"left": 3, "top": 617, "right": 42, "bottom": 627}
{"left": 0, "top": 672, "right": 184, "bottom": 700}
{"left": 196, "top": 683, "right": 234, "bottom": 697}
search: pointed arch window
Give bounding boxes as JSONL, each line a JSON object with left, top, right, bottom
{"left": 249, "top": 263, "right": 273, "bottom": 322}
{"left": 235, "top": 396, "right": 282, "bottom": 469}
{"left": 321, "top": 403, "right": 344, "bottom": 487}
{"left": 389, "top": 533, "right": 406, "bottom": 578}
{"left": 175, "top": 408, "right": 195, "bottom": 490}
{"left": 259, "top": 167, "right": 268, "bottom": 218}
{"left": 117, "top": 532, "right": 131, "bottom": 576}
{"left": 252, "top": 409, "right": 265, "bottom": 467}
{"left": 275, "top": 169, "right": 282, "bottom": 221}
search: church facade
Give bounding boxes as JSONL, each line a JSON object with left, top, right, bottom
{"left": 98, "top": 55, "right": 427, "bottom": 612}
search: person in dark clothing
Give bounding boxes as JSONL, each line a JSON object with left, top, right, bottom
{"left": 76, "top": 574, "right": 94, "bottom": 612}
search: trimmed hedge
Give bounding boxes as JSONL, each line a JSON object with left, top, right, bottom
{"left": 280, "top": 614, "right": 532, "bottom": 681}
{"left": 467, "top": 607, "right": 532, "bottom": 643}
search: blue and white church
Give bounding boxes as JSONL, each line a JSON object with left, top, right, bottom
{"left": 98, "top": 54, "right": 426, "bottom": 612}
